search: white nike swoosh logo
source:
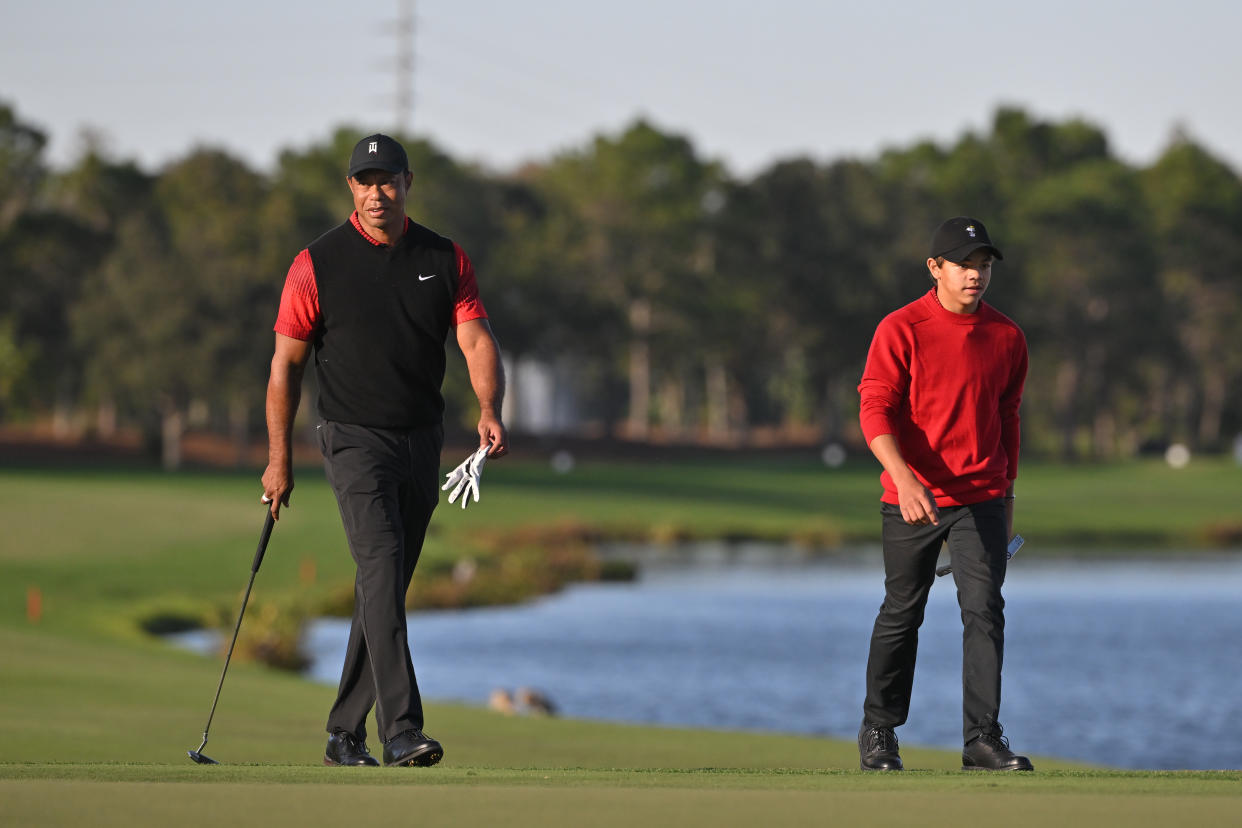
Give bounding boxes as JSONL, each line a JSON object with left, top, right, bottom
{"left": 418, "top": 274, "right": 437, "bottom": 281}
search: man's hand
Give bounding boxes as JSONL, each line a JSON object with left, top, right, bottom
{"left": 477, "top": 413, "right": 508, "bottom": 459}
{"left": 457, "top": 318, "right": 508, "bottom": 459}
{"left": 263, "top": 333, "right": 311, "bottom": 522}
{"left": 442, "top": 444, "right": 492, "bottom": 508}
{"left": 261, "top": 462, "right": 294, "bottom": 520}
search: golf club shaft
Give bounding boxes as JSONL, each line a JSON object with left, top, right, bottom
{"left": 195, "top": 511, "right": 275, "bottom": 747}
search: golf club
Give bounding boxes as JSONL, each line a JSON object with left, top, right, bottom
{"left": 187, "top": 507, "right": 276, "bottom": 765}
{"left": 936, "top": 534, "right": 1023, "bottom": 577}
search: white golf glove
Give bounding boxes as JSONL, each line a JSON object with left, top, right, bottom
{"left": 442, "top": 444, "right": 492, "bottom": 508}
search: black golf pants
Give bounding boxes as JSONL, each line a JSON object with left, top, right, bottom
{"left": 862, "top": 498, "right": 1008, "bottom": 744}
{"left": 318, "top": 420, "right": 443, "bottom": 744}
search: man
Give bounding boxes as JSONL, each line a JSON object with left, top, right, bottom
{"left": 856, "top": 216, "right": 1031, "bottom": 772}
{"left": 262, "top": 133, "right": 508, "bottom": 768}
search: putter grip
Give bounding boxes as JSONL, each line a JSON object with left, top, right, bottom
{"left": 936, "top": 534, "right": 1023, "bottom": 577}
{"left": 251, "top": 511, "right": 275, "bottom": 572}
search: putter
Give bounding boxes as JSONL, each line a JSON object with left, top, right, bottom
{"left": 936, "top": 534, "right": 1023, "bottom": 577}
{"left": 187, "top": 508, "right": 276, "bottom": 764}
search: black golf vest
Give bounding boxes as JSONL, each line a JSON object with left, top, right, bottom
{"left": 308, "top": 219, "right": 459, "bottom": 428}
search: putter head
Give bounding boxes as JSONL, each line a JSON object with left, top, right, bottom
{"left": 187, "top": 749, "right": 219, "bottom": 765}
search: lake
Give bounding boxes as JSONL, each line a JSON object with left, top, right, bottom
{"left": 179, "top": 547, "right": 1242, "bottom": 770}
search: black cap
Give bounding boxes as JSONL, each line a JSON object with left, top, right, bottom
{"left": 929, "top": 216, "right": 1003, "bottom": 262}
{"left": 347, "top": 133, "right": 409, "bottom": 178}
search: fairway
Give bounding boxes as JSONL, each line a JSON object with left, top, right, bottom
{"left": 4, "top": 768, "right": 1242, "bottom": 828}
{"left": 2, "top": 460, "right": 1240, "bottom": 826}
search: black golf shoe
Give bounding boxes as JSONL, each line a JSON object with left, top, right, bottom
{"left": 858, "top": 722, "right": 903, "bottom": 771}
{"left": 383, "top": 729, "right": 444, "bottom": 767}
{"left": 962, "top": 720, "right": 1033, "bottom": 771}
{"left": 323, "top": 731, "right": 379, "bottom": 766}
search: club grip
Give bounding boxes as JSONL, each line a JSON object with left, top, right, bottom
{"left": 937, "top": 534, "right": 1024, "bottom": 577}
{"left": 251, "top": 511, "right": 275, "bottom": 572}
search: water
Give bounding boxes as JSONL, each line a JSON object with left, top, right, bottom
{"left": 176, "top": 550, "right": 1242, "bottom": 769}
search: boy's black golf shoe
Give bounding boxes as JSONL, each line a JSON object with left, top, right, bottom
{"left": 859, "top": 722, "right": 903, "bottom": 771}
{"left": 962, "top": 720, "right": 1033, "bottom": 771}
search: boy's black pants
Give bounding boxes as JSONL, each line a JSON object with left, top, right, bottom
{"left": 862, "top": 498, "right": 1009, "bottom": 744}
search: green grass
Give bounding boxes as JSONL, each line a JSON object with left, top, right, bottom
{"left": 4, "top": 771, "right": 1242, "bottom": 828}
{"left": 436, "top": 453, "right": 1242, "bottom": 548}
{"left": 8, "top": 777, "right": 1239, "bottom": 828}
{"left": 1, "top": 457, "right": 1240, "bottom": 826}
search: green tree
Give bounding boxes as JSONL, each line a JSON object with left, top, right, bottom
{"left": 74, "top": 149, "right": 272, "bottom": 467}
{"left": 0, "top": 313, "right": 34, "bottom": 417}
{"left": 533, "top": 120, "right": 726, "bottom": 437}
{"left": 0, "top": 210, "right": 109, "bottom": 425}
{"left": 1010, "top": 159, "right": 1163, "bottom": 458}
{"left": 47, "top": 136, "right": 152, "bottom": 235}
{"left": 0, "top": 126, "right": 135, "bottom": 426}
{"left": 0, "top": 103, "right": 51, "bottom": 419}
{"left": 0, "top": 101, "right": 46, "bottom": 231}
{"left": 1142, "top": 137, "right": 1242, "bottom": 448}
{"left": 7, "top": 106, "right": 1235, "bottom": 462}
{"left": 713, "top": 157, "right": 895, "bottom": 440}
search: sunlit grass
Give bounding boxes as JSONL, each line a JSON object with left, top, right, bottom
{"left": 1, "top": 458, "right": 1239, "bottom": 826}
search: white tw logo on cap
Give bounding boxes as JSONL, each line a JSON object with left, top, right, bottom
{"left": 368, "top": 141, "right": 378, "bottom": 154}
{"left": 965, "top": 225, "right": 977, "bottom": 237}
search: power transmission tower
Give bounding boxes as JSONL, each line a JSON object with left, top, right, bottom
{"left": 395, "top": 0, "right": 415, "bottom": 134}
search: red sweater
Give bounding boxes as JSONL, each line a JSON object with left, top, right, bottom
{"left": 858, "top": 289, "right": 1028, "bottom": 506}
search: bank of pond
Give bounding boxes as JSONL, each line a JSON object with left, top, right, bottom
{"left": 165, "top": 540, "right": 1242, "bottom": 771}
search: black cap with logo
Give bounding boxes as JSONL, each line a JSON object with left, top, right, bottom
{"left": 347, "top": 133, "right": 409, "bottom": 178}
{"left": 929, "top": 216, "right": 1003, "bottom": 263}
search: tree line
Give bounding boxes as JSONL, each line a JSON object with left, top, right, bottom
{"left": 2, "top": 102, "right": 1240, "bottom": 466}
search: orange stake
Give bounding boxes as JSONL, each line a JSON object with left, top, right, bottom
{"left": 26, "top": 586, "right": 42, "bottom": 624}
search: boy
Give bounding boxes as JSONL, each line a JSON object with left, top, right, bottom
{"left": 856, "top": 216, "right": 1032, "bottom": 772}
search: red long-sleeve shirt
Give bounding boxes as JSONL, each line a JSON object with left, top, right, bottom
{"left": 274, "top": 212, "right": 487, "bottom": 341}
{"left": 858, "top": 289, "right": 1028, "bottom": 506}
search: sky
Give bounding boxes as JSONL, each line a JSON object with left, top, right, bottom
{"left": 3, "top": 0, "right": 1240, "bottom": 179}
